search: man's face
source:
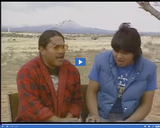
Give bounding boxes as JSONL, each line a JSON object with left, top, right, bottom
{"left": 113, "top": 49, "right": 134, "bottom": 67}
{"left": 40, "top": 36, "right": 68, "bottom": 69}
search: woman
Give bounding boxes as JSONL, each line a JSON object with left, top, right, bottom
{"left": 86, "top": 23, "right": 158, "bottom": 122}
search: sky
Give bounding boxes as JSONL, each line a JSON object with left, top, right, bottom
{"left": 2, "top": 2, "right": 160, "bottom": 32}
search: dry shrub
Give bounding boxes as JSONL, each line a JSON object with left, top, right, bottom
{"left": 91, "top": 36, "right": 99, "bottom": 40}
{"left": 142, "top": 48, "right": 152, "bottom": 59}
{"left": 64, "top": 36, "right": 75, "bottom": 40}
{"left": 142, "top": 40, "right": 155, "bottom": 59}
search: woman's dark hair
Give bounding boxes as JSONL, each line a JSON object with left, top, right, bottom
{"left": 38, "top": 30, "right": 65, "bottom": 49}
{"left": 111, "top": 22, "right": 142, "bottom": 61}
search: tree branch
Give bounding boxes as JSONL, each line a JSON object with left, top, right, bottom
{"left": 137, "top": 2, "right": 160, "bottom": 20}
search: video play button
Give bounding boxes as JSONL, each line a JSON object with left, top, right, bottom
{"left": 79, "top": 60, "right": 82, "bottom": 64}
{"left": 75, "top": 58, "right": 86, "bottom": 66}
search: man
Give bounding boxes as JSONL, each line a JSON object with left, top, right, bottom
{"left": 15, "top": 30, "right": 84, "bottom": 122}
{"left": 86, "top": 23, "right": 158, "bottom": 122}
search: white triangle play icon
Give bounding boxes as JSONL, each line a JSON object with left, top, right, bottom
{"left": 79, "top": 60, "right": 82, "bottom": 64}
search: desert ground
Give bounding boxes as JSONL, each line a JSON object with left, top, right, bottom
{"left": 1, "top": 32, "right": 160, "bottom": 122}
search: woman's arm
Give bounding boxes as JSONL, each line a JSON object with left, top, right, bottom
{"left": 86, "top": 80, "right": 100, "bottom": 120}
{"left": 125, "top": 90, "right": 155, "bottom": 122}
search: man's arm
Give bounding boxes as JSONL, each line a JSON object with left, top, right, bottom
{"left": 125, "top": 90, "right": 155, "bottom": 122}
{"left": 17, "top": 67, "right": 56, "bottom": 121}
{"left": 66, "top": 69, "right": 84, "bottom": 118}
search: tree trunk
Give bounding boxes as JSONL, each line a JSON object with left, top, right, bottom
{"left": 137, "top": 2, "right": 160, "bottom": 20}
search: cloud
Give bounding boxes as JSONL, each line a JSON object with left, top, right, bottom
{"left": 2, "top": 4, "right": 79, "bottom": 27}
{"left": 2, "top": 2, "right": 79, "bottom": 12}
{"left": 2, "top": 2, "right": 160, "bottom": 32}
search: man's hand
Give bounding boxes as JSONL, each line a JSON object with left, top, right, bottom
{"left": 86, "top": 115, "right": 100, "bottom": 122}
{"left": 60, "top": 117, "right": 81, "bottom": 122}
{"left": 45, "top": 116, "right": 81, "bottom": 122}
{"left": 116, "top": 120, "right": 125, "bottom": 122}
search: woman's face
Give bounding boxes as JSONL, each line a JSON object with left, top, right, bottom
{"left": 113, "top": 49, "right": 134, "bottom": 67}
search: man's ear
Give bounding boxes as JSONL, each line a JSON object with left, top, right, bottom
{"left": 39, "top": 46, "right": 45, "bottom": 55}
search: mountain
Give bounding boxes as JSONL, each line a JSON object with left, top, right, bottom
{"left": 55, "top": 20, "right": 82, "bottom": 28}
{"left": 1, "top": 20, "right": 115, "bottom": 35}
{"left": 1, "top": 20, "right": 160, "bottom": 35}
